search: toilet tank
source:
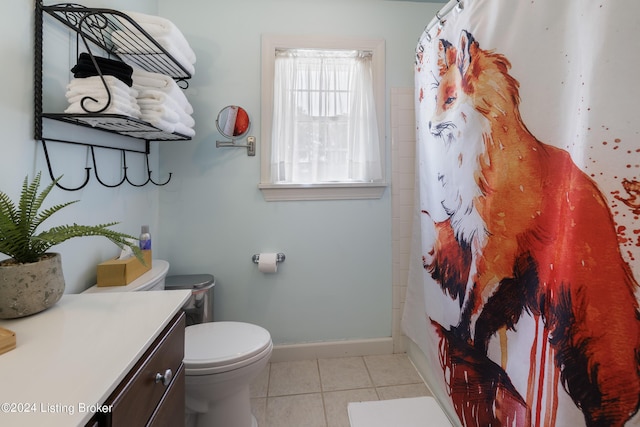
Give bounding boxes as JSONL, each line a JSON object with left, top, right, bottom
{"left": 83, "top": 260, "right": 170, "bottom": 293}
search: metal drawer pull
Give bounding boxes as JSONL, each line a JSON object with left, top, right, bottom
{"left": 154, "top": 369, "right": 173, "bottom": 386}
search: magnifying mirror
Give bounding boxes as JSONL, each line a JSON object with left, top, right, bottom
{"left": 215, "top": 105, "right": 255, "bottom": 156}
{"left": 216, "top": 105, "right": 251, "bottom": 139}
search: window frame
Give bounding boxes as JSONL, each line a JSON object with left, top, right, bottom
{"left": 260, "top": 34, "right": 387, "bottom": 201}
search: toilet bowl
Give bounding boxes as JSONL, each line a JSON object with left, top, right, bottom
{"left": 185, "top": 321, "right": 273, "bottom": 427}
{"left": 84, "top": 259, "right": 272, "bottom": 427}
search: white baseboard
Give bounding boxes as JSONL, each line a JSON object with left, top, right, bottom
{"left": 270, "top": 337, "right": 394, "bottom": 362}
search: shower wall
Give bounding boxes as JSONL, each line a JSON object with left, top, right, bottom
{"left": 390, "top": 87, "right": 416, "bottom": 354}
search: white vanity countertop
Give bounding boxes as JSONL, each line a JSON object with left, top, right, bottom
{"left": 0, "top": 290, "right": 191, "bottom": 427}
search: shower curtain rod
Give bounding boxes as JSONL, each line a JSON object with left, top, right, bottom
{"left": 422, "top": 0, "right": 464, "bottom": 42}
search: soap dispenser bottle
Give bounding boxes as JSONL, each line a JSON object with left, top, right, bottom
{"left": 139, "top": 225, "right": 152, "bottom": 250}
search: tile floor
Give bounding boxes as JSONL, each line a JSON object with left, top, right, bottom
{"left": 250, "top": 353, "right": 431, "bottom": 427}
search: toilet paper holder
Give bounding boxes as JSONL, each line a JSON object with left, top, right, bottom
{"left": 252, "top": 253, "right": 286, "bottom": 264}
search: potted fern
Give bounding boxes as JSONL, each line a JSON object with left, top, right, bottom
{"left": 0, "top": 172, "right": 143, "bottom": 319}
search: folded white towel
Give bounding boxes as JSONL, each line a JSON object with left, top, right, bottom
{"left": 137, "top": 91, "right": 192, "bottom": 117}
{"left": 66, "top": 92, "right": 139, "bottom": 110}
{"left": 66, "top": 86, "right": 137, "bottom": 103}
{"left": 144, "top": 115, "right": 195, "bottom": 137}
{"left": 137, "top": 87, "right": 193, "bottom": 115}
{"left": 152, "top": 34, "right": 196, "bottom": 65}
{"left": 137, "top": 84, "right": 191, "bottom": 111}
{"left": 143, "top": 115, "right": 175, "bottom": 133}
{"left": 131, "top": 68, "right": 174, "bottom": 89}
{"left": 66, "top": 77, "right": 140, "bottom": 116}
{"left": 138, "top": 99, "right": 195, "bottom": 128}
{"left": 139, "top": 104, "right": 180, "bottom": 124}
{"left": 65, "top": 99, "right": 141, "bottom": 118}
{"left": 119, "top": 11, "right": 196, "bottom": 64}
{"left": 67, "top": 75, "right": 135, "bottom": 94}
{"left": 173, "top": 121, "right": 196, "bottom": 138}
{"left": 113, "top": 10, "right": 196, "bottom": 77}
{"left": 131, "top": 70, "right": 192, "bottom": 113}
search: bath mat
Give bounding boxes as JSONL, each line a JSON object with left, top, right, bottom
{"left": 348, "top": 396, "right": 451, "bottom": 427}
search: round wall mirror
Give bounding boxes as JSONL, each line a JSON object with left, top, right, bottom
{"left": 216, "top": 105, "right": 251, "bottom": 140}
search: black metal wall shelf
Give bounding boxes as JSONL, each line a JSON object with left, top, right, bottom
{"left": 39, "top": 3, "right": 192, "bottom": 79}
{"left": 34, "top": 1, "right": 193, "bottom": 190}
{"left": 42, "top": 113, "right": 191, "bottom": 142}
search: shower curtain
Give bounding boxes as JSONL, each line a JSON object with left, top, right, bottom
{"left": 402, "top": 1, "right": 640, "bottom": 426}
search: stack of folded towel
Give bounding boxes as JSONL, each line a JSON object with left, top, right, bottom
{"left": 112, "top": 11, "right": 196, "bottom": 77}
{"left": 65, "top": 53, "right": 141, "bottom": 117}
{"left": 132, "top": 68, "right": 195, "bottom": 137}
{"left": 65, "top": 75, "right": 140, "bottom": 117}
{"left": 63, "top": 11, "right": 196, "bottom": 138}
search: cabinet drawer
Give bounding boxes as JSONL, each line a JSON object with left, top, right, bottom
{"left": 101, "top": 312, "right": 185, "bottom": 426}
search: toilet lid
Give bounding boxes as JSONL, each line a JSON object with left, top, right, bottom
{"left": 184, "top": 322, "right": 272, "bottom": 372}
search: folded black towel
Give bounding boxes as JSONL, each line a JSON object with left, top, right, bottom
{"left": 71, "top": 53, "right": 133, "bottom": 86}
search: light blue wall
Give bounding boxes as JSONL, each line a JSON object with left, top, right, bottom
{"left": 156, "top": 0, "right": 438, "bottom": 344}
{"left": 1, "top": 0, "right": 439, "bottom": 345}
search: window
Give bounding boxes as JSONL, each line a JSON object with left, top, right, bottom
{"left": 260, "top": 35, "right": 386, "bottom": 201}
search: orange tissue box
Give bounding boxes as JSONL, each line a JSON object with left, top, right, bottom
{"left": 96, "top": 250, "right": 152, "bottom": 287}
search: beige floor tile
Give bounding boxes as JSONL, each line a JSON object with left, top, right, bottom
{"left": 376, "top": 383, "right": 431, "bottom": 400}
{"left": 318, "top": 357, "right": 373, "bottom": 392}
{"left": 363, "top": 354, "right": 423, "bottom": 387}
{"left": 266, "top": 393, "right": 326, "bottom": 427}
{"left": 246, "top": 354, "right": 428, "bottom": 426}
{"left": 323, "top": 388, "right": 379, "bottom": 427}
{"left": 251, "top": 363, "right": 270, "bottom": 398}
{"left": 269, "top": 359, "right": 321, "bottom": 396}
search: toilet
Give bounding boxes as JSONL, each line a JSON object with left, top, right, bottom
{"left": 84, "top": 259, "right": 272, "bottom": 427}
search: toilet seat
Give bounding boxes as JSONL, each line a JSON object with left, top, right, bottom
{"left": 184, "top": 321, "right": 272, "bottom": 376}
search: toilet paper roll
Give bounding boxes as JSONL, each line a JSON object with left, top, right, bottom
{"left": 258, "top": 253, "right": 278, "bottom": 273}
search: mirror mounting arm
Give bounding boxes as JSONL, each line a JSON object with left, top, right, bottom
{"left": 216, "top": 137, "right": 256, "bottom": 156}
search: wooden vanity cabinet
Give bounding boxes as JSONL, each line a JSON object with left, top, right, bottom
{"left": 88, "top": 312, "right": 186, "bottom": 427}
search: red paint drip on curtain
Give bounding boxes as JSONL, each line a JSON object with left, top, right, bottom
{"left": 545, "top": 363, "right": 560, "bottom": 427}
{"left": 535, "top": 327, "right": 549, "bottom": 426}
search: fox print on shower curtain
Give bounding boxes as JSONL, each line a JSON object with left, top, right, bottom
{"left": 406, "top": 1, "right": 640, "bottom": 426}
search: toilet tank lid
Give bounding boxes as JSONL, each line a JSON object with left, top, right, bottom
{"left": 165, "top": 274, "right": 214, "bottom": 290}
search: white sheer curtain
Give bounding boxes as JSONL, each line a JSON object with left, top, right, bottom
{"left": 271, "top": 49, "right": 382, "bottom": 184}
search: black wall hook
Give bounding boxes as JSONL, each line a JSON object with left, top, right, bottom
{"left": 123, "top": 152, "right": 150, "bottom": 187}
{"left": 42, "top": 139, "right": 91, "bottom": 191}
{"left": 91, "top": 146, "right": 126, "bottom": 188}
{"left": 40, "top": 138, "right": 172, "bottom": 190}
{"left": 146, "top": 153, "right": 171, "bottom": 186}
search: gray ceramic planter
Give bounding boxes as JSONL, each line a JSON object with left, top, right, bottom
{"left": 0, "top": 253, "right": 65, "bottom": 319}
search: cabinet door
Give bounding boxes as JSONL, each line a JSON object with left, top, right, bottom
{"left": 95, "top": 312, "right": 185, "bottom": 426}
{"left": 147, "top": 364, "right": 185, "bottom": 427}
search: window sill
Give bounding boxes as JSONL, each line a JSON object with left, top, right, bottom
{"left": 258, "top": 182, "right": 388, "bottom": 201}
